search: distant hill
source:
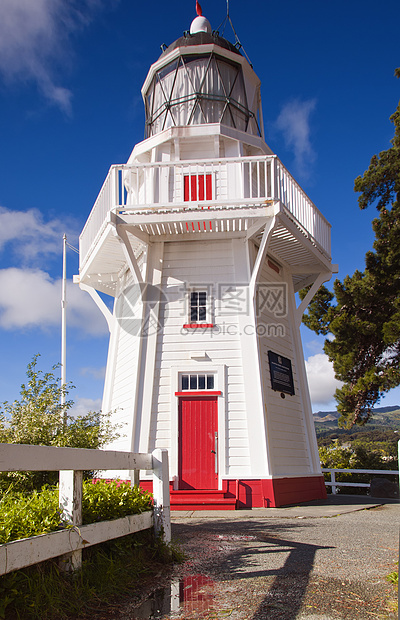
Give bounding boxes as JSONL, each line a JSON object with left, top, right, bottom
{"left": 313, "top": 405, "right": 400, "bottom": 438}
{"left": 313, "top": 411, "right": 341, "bottom": 423}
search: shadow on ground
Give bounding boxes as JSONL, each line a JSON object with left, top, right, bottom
{"left": 133, "top": 519, "right": 335, "bottom": 619}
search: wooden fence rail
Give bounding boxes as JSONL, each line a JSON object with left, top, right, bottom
{"left": 0, "top": 444, "right": 170, "bottom": 575}
{"left": 322, "top": 467, "right": 399, "bottom": 495}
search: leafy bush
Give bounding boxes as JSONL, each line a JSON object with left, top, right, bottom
{"left": 83, "top": 479, "right": 153, "bottom": 524}
{"left": 319, "top": 441, "right": 396, "bottom": 494}
{"left": 319, "top": 443, "right": 353, "bottom": 470}
{"left": 0, "top": 480, "right": 153, "bottom": 544}
{"left": 0, "top": 487, "right": 60, "bottom": 544}
{"left": 0, "top": 355, "right": 122, "bottom": 492}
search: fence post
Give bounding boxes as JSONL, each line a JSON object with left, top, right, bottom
{"left": 130, "top": 469, "right": 140, "bottom": 487}
{"left": 59, "top": 470, "right": 83, "bottom": 572}
{"left": 331, "top": 470, "right": 337, "bottom": 495}
{"left": 152, "top": 449, "right": 171, "bottom": 543}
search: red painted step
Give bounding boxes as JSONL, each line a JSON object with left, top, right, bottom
{"left": 170, "top": 489, "right": 236, "bottom": 511}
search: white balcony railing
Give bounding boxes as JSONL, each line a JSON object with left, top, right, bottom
{"left": 80, "top": 156, "right": 331, "bottom": 267}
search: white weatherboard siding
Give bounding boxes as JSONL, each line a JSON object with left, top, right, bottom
{"left": 257, "top": 259, "right": 311, "bottom": 476}
{"left": 100, "top": 238, "right": 318, "bottom": 483}
{"left": 102, "top": 280, "right": 143, "bottom": 458}
{"left": 148, "top": 239, "right": 251, "bottom": 479}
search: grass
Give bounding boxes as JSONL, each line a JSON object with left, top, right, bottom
{"left": 387, "top": 571, "right": 398, "bottom": 585}
{"left": 0, "top": 530, "right": 182, "bottom": 619}
{"left": 384, "top": 569, "right": 398, "bottom": 619}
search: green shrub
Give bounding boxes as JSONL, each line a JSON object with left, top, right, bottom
{"left": 0, "top": 487, "right": 60, "bottom": 544}
{"left": 0, "top": 480, "right": 153, "bottom": 544}
{"left": 0, "top": 355, "right": 122, "bottom": 493}
{"left": 319, "top": 441, "right": 396, "bottom": 494}
{"left": 82, "top": 479, "right": 153, "bottom": 524}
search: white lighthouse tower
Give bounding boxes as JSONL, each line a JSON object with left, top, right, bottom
{"left": 78, "top": 6, "right": 335, "bottom": 509}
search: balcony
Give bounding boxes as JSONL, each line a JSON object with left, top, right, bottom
{"left": 80, "top": 155, "right": 331, "bottom": 276}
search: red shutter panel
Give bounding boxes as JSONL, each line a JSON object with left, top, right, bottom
{"left": 191, "top": 175, "right": 197, "bottom": 201}
{"left": 184, "top": 174, "right": 212, "bottom": 202}
{"left": 198, "top": 174, "right": 205, "bottom": 201}
{"left": 206, "top": 174, "right": 212, "bottom": 200}
{"left": 184, "top": 175, "right": 190, "bottom": 201}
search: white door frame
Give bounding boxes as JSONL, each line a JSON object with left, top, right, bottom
{"left": 170, "top": 364, "right": 226, "bottom": 490}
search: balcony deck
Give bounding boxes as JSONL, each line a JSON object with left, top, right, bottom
{"left": 79, "top": 155, "right": 332, "bottom": 294}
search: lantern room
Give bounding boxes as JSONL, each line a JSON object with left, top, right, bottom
{"left": 143, "top": 31, "right": 262, "bottom": 138}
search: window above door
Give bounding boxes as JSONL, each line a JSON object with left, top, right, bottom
{"left": 175, "top": 372, "right": 221, "bottom": 397}
{"left": 180, "top": 373, "right": 215, "bottom": 391}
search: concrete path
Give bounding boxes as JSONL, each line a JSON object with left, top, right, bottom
{"left": 171, "top": 495, "right": 394, "bottom": 520}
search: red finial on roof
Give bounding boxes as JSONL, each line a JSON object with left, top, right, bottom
{"left": 196, "top": 1, "right": 203, "bottom": 16}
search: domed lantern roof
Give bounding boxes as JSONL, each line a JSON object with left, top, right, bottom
{"left": 142, "top": 3, "right": 262, "bottom": 139}
{"left": 190, "top": 1, "right": 212, "bottom": 34}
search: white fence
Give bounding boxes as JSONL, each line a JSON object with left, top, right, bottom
{"left": 322, "top": 468, "right": 399, "bottom": 495}
{"left": 80, "top": 155, "right": 331, "bottom": 267}
{"left": 0, "top": 444, "right": 170, "bottom": 575}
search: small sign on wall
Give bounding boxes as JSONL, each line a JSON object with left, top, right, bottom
{"left": 267, "top": 351, "right": 295, "bottom": 396}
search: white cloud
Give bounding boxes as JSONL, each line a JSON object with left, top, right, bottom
{"left": 0, "top": 206, "right": 77, "bottom": 263}
{"left": 0, "top": 0, "right": 110, "bottom": 113}
{"left": 69, "top": 397, "right": 102, "bottom": 418}
{"left": 275, "top": 98, "right": 317, "bottom": 178}
{"left": 0, "top": 267, "right": 108, "bottom": 335}
{"left": 305, "top": 353, "right": 342, "bottom": 409}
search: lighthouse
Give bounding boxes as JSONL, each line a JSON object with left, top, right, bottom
{"left": 77, "top": 6, "right": 335, "bottom": 509}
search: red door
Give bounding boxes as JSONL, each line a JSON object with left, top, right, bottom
{"left": 178, "top": 396, "right": 218, "bottom": 490}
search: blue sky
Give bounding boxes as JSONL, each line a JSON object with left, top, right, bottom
{"left": 0, "top": 0, "right": 399, "bottom": 415}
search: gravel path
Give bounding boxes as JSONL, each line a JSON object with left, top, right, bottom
{"left": 165, "top": 504, "right": 398, "bottom": 620}
{"left": 82, "top": 500, "right": 399, "bottom": 620}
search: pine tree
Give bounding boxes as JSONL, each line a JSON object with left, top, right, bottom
{"left": 301, "top": 69, "right": 400, "bottom": 428}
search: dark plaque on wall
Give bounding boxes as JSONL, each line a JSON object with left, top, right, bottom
{"left": 267, "top": 351, "right": 295, "bottom": 395}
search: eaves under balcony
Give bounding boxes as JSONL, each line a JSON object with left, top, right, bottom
{"left": 79, "top": 155, "right": 333, "bottom": 296}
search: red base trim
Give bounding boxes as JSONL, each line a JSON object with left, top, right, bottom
{"left": 139, "top": 476, "right": 327, "bottom": 510}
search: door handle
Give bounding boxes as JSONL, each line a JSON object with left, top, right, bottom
{"left": 214, "top": 432, "right": 218, "bottom": 474}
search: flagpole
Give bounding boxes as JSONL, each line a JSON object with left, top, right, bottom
{"left": 61, "top": 234, "right": 67, "bottom": 412}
